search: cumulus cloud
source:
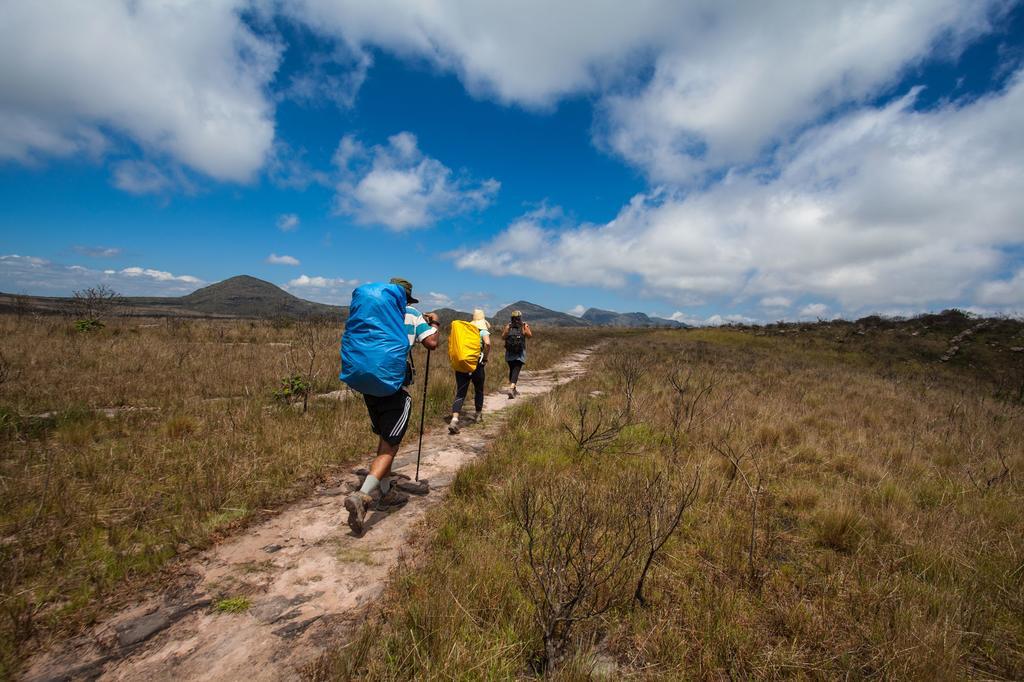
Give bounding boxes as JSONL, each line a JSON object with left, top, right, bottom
{"left": 333, "top": 132, "right": 499, "bottom": 230}
{"left": 111, "top": 160, "right": 186, "bottom": 195}
{"left": 281, "top": 47, "right": 372, "bottom": 110}
{"left": 977, "top": 269, "right": 1024, "bottom": 308}
{"left": 286, "top": 275, "right": 358, "bottom": 288}
{"left": 0, "top": 254, "right": 203, "bottom": 295}
{"left": 456, "top": 69, "right": 1024, "bottom": 314}
{"left": 597, "top": 1, "right": 1000, "bottom": 182}
{"left": 668, "top": 310, "right": 758, "bottom": 327}
{"left": 266, "top": 253, "right": 300, "bottom": 266}
{"left": 285, "top": 0, "right": 681, "bottom": 107}
{"left": 568, "top": 304, "right": 587, "bottom": 317}
{"left": 760, "top": 296, "right": 792, "bottom": 309}
{"left": 799, "top": 303, "right": 830, "bottom": 319}
{"left": 73, "top": 246, "right": 122, "bottom": 259}
{"left": 424, "top": 291, "right": 455, "bottom": 308}
{"left": 283, "top": 274, "right": 360, "bottom": 305}
{"left": 0, "top": 0, "right": 280, "bottom": 183}
{"left": 277, "top": 213, "right": 301, "bottom": 232}
{"left": 288, "top": 1, "right": 1000, "bottom": 182}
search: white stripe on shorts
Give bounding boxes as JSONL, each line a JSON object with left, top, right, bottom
{"left": 390, "top": 395, "right": 412, "bottom": 438}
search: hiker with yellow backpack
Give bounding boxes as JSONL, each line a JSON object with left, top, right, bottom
{"left": 447, "top": 309, "right": 490, "bottom": 434}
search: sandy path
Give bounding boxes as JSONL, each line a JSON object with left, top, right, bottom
{"left": 25, "top": 345, "right": 600, "bottom": 681}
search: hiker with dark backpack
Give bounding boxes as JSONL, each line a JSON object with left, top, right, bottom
{"left": 340, "top": 278, "right": 439, "bottom": 535}
{"left": 447, "top": 309, "right": 491, "bottom": 434}
{"left": 501, "top": 310, "right": 532, "bottom": 399}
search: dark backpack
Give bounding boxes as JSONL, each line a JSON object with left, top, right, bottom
{"left": 505, "top": 324, "right": 526, "bottom": 355}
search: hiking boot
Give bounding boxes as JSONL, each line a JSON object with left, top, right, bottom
{"left": 474, "top": 411, "right": 483, "bottom": 424}
{"left": 507, "top": 389, "right": 515, "bottom": 399}
{"left": 513, "top": 386, "right": 520, "bottom": 397}
{"left": 344, "top": 491, "right": 372, "bottom": 536}
{"left": 374, "top": 489, "right": 410, "bottom": 511}
{"left": 448, "top": 420, "right": 461, "bottom": 434}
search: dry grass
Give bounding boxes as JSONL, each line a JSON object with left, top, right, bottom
{"left": 316, "top": 329, "right": 1024, "bottom": 680}
{"left": 0, "top": 313, "right": 597, "bottom": 677}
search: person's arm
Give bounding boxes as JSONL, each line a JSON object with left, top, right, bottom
{"left": 501, "top": 323, "right": 510, "bottom": 339}
{"left": 481, "top": 331, "right": 491, "bottom": 363}
{"left": 523, "top": 322, "right": 533, "bottom": 338}
{"left": 420, "top": 312, "right": 440, "bottom": 351}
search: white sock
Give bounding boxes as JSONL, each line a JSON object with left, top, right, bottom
{"left": 451, "top": 414, "right": 459, "bottom": 423}
{"left": 360, "top": 474, "right": 380, "bottom": 495}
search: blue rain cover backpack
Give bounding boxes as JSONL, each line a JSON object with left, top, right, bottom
{"left": 339, "top": 282, "right": 408, "bottom": 397}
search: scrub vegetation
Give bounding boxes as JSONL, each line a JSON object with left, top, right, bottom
{"left": 0, "top": 313, "right": 597, "bottom": 676}
{"left": 315, "top": 318, "right": 1024, "bottom": 680}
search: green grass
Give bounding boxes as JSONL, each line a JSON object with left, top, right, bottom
{"left": 314, "top": 329, "right": 1024, "bottom": 680}
{"left": 214, "top": 597, "right": 251, "bottom": 614}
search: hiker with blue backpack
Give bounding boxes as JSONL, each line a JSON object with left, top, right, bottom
{"left": 340, "top": 278, "right": 439, "bottom": 535}
{"left": 502, "top": 310, "right": 532, "bottom": 399}
{"left": 447, "top": 309, "right": 491, "bottom": 434}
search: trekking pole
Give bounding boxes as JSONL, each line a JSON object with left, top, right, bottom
{"left": 415, "top": 348, "right": 431, "bottom": 482}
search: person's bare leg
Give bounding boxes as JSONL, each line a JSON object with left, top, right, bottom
{"left": 367, "top": 438, "right": 399, "bottom": 482}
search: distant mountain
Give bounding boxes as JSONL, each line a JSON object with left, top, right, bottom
{"left": 431, "top": 307, "right": 473, "bottom": 327}
{"left": 172, "top": 276, "right": 343, "bottom": 318}
{"left": 0, "top": 275, "right": 346, "bottom": 319}
{"left": 492, "top": 301, "right": 591, "bottom": 328}
{"left": 582, "top": 307, "right": 689, "bottom": 328}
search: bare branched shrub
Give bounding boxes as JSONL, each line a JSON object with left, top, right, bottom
{"left": 712, "top": 424, "right": 770, "bottom": 585}
{"left": 666, "top": 368, "right": 728, "bottom": 455}
{"left": 608, "top": 351, "right": 646, "bottom": 419}
{"left": 0, "top": 351, "right": 14, "bottom": 387}
{"left": 562, "top": 397, "right": 627, "bottom": 455}
{"left": 71, "top": 284, "right": 121, "bottom": 324}
{"left": 966, "top": 449, "right": 1013, "bottom": 492}
{"left": 510, "top": 477, "right": 641, "bottom": 670}
{"left": 12, "top": 292, "right": 30, "bottom": 320}
{"left": 283, "top": 316, "right": 335, "bottom": 413}
{"left": 634, "top": 468, "right": 702, "bottom": 605}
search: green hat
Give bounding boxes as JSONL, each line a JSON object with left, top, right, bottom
{"left": 389, "top": 277, "right": 419, "bottom": 304}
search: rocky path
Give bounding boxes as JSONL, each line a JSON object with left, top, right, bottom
{"left": 25, "top": 346, "right": 600, "bottom": 681}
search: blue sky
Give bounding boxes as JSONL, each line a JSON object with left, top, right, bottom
{"left": 2, "top": 1, "right": 1023, "bottom": 324}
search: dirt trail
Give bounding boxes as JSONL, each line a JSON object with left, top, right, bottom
{"left": 25, "top": 346, "right": 600, "bottom": 681}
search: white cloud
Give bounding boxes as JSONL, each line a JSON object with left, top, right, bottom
{"left": 333, "top": 132, "right": 499, "bottom": 230}
{"left": 289, "top": 1, "right": 1000, "bottom": 182}
{"left": 111, "top": 160, "right": 182, "bottom": 195}
{"left": 266, "top": 253, "right": 300, "bottom": 266}
{"left": 0, "top": 1, "right": 280, "bottom": 183}
{"left": 286, "top": 0, "right": 682, "bottom": 107}
{"left": 568, "top": 304, "right": 587, "bottom": 317}
{"left": 799, "top": 303, "right": 830, "bottom": 319}
{"left": 760, "top": 296, "right": 792, "bottom": 309}
{"left": 120, "top": 267, "right": 201, "bottom": 284}
{"left": 0, "top": 255, "right": 203, "bottom": 295}
{"left": 457, "top": 69, "right": 1024, "bottom": 314}
{"left": 286, "top": 275, "right": 358, "bottom": 288}
{"left": 424, "top": 291, "right": 455, "bottom": 308}
{"left": 704, "top": 314, "right": 759, "bottom": 327}
{"left": 282, "top": 47, "right": 372, "bottom": 110}
{"left": 598, "top": 1, "right": 999, "bottom": 182}
{"left": 977, "top": 269, "right": 1024, "bottom": 308}
{"left": 277, "top": 213, "right": 301, "bottom": 232}
{"left": 72, "top": 246, "right": 122, "bottom": 259}
{"left": 283, "top": 274, "right": 360, "bottom": 305}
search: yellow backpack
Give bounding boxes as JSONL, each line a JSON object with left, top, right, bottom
{"left": 448, "top": 320, "right": 482, "bottom": 373}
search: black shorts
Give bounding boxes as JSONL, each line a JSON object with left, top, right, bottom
{"left": 363, "top": 389, "right": 413, "bottom": 446}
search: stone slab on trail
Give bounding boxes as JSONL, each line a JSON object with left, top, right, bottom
{"left": 25, "top": 345, "right": 599, "bottom": 682}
